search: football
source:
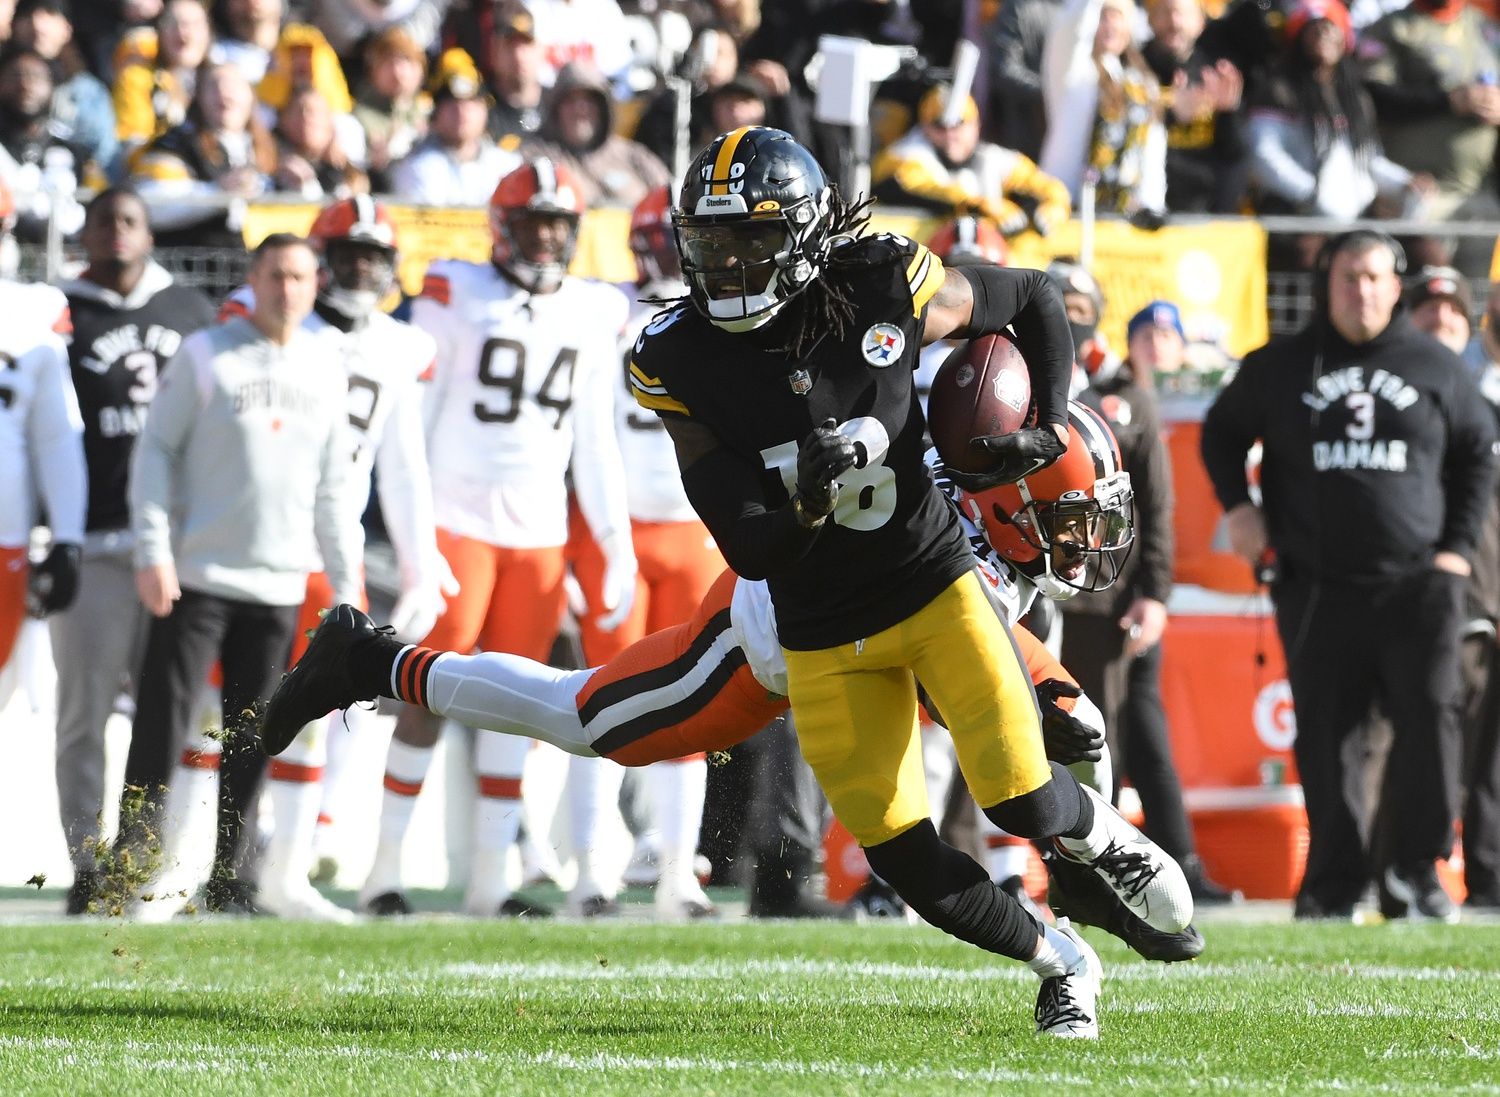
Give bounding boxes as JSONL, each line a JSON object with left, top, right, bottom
{"left": 926, "top": 332, "right": 1033, "bottom": 474}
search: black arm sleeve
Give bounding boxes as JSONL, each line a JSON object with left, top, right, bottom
{"left": 957, "top": 264, "right": 1074, "bottom": 431}
{"left": 1439, "top": 370, "right": 1500, "bottom": 560}
{"left": 680, "top": 446, "right": 822, "bottom": 581}
{"left": 1200, "top": 354, "right": 1266, "bottom": 511}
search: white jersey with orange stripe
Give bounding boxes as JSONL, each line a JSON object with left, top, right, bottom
{"left": 615, "top": 283, "right": 699, "bottom": 524}
{"left": 413, "top": 259, "right": 632, "bottom": 548}
{"left": 0, "top": 323, "right": 85, "bottom": 549}
{"left": 222, "top": 288, "right": 440, "bottom": 584}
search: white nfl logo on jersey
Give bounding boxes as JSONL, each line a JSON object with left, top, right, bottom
{"left": 862, "top": 323, "right": 905, "bottom": 367}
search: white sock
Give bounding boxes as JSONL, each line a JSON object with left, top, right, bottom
{"left": 313, "top": 703, "right": 368, "bottom": 855}
{"left": 154, "top": 731, "right": 221, "bottom": 886}
{"left": 362, "top": 738, "right": 433, "bottom": 900}
{"left": 649, "top": 757, "right": 706, "bottom": 890}
{"left": 465, "top": 731, "right": 530, "bottom": 913}
{"left": 424, "top": 652, "right": 597, "bottom": 756}
{"left": 1029, "top": 923, "right": 1083, "bottom": 979}
{"left": 262, "top": 763, "right": 323, "bottom": 895}
{"left": 985, "top": 837, "right": 1033, "bottom": 885}
{"left": 567, "top": 754, "right": 625, "bottom": 900}
{"left": 1057, "top": 786, "right": 1113, "bottom": 860}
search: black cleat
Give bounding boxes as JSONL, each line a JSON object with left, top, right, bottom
{"left": 1292, "top": 892, "right": 1358, "bottom": 922}
{"left": 259, "top": 604, "right": 395, "bottom": 756}
{"left": 364, "top": 890, "right": 411, "bottom": 917}
{"left": 498, "top": 896, "right": 554, "bottom": 918}
{"left": 65, "top": 869, "right": 99, "bottom": 916}
{"left": 571, "top": 894, "right": 621, "bottom": 918}
{"left": 203, "top": 875, "right": 265, "bottom": 916}
{"left": 1044, "top": 844, "right": 1205, "bottom": 963}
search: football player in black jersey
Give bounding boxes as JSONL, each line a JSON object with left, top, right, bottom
{"left": 621, "top": 127, "right": 1192, "bottom": 1037}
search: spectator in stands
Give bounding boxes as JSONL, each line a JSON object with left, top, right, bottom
{"left": 1359, "top": 0, "right": 1500, "bottom": 272}
{"left": 1245, "top": 0, "right": 1432, "bottom": 225}
{"left": 129, "top": 60, "right": 276, "bottom": 246}
{"left": 525, "top": 59, "right": 669, "bottom": 207}
{"left": 51, "top": 188, "right": 217, "bottom": 916}
{"left": 1141, "top": 0, "right": 1249, "bottom": 214}
{"left": 389, "top": 48, "right": 522, "bottom": 204}
{"left": 873, "top": 84, "right": 1071, "bottom": 241}
{"left": 484, "top": 0, "right": 544, "bottom": 144}
{"left": 352, "top": 26, "right": 429, "bottom": 190}
{"left": 272, "top": 83, "right": 368, "bottom": 197}
{"left": 0, "top": 44, "right": 89, "bottom": 239}
{"left": 12, "top": 0, "right": 117, "bottom": 181}
{"left": 632, "top": 21, "right": 741, "bottom": 170}
{"left": 255, "top": 22, "right": 367, "bottom": 168}
{"left": 1041, "top": 0, "right": 1169, "bottom": 217}
{"left": 1063, "top": 293, "right": 1239, "bottom": 905}
{"left": 123, "top": 232, "right": 360, "bottom": 916}
{"left": 307, "top": 0, "right": 450, "bottom": 58}
{"left": 0, "top": 0, "right": 12, "bottom": 47}
{"left": 699, "top": 73, "right": 766, "bottom": 147}
{"left": 212, "top": 0, "right": 284, "bottom": 84}
{"left": 1405, "top": 266, "right": 1500, "bottom": 912}
{"left": 987, "top": 0, "right": 1062, "bottom": 160}
{"left": 112, "top": 0, "right": 213, "bottom": 153}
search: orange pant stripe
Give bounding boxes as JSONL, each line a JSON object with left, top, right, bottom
{"left": 268, "top": 760, "right": 324, "bottom": 783}
{"left": 383, "top": 774, "right": 423, "bottom": 797}
{"left": 477, "top": 775, "right": 523, "bottom": 799}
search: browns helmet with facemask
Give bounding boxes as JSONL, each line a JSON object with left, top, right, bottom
{"left": 958, "top": 400, "right": 1134, "bottom": 599}
{"left": 490, "top": 158, "right": 585, "bottom": 294}
{"left": 629, "top": 185, "right": 680, "bottom": 286}
{"left": 928, "top": 215, "right": 1009, "bottom": 267}
{"left": 308, "top": 195, "right": 399, "bottom": 320}
{"left": 673, "top": 126, "right": 835, "bottom": 332}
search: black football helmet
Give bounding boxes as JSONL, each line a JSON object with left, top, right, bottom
{"left": 673, "top": 126, "right": 834, "bottom": 332}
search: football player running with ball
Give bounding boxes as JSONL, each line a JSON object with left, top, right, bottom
{"left": 264, "top": 128, "right": 1192, "bottom": 1038}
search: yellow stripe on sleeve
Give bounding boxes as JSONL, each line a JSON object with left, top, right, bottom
{"left": 909, "top": 248, "right": 947, "bottom": 317}
{"left": 628, "top": 360, "right": 690, "bottom": 417}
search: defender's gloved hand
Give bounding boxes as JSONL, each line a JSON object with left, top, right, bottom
{"left": 27, "top": 542, "right": 81, "bottom": 617}
{"left": 795, "top": 418, "right": 858, "bottom": 518}
{"left": 1036, "top": 678, "right": 1105, "bottom": 765}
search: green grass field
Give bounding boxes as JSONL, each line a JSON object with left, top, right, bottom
{"left": 1, "top": 913, "right": 1498, "bottom": 1096}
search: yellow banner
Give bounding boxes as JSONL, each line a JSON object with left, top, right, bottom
{"left": 243, "top": 203, "right": 1267, "bottom": 354}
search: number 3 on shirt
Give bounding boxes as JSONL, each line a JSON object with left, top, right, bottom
{"left": 473, "top": 336, "right": 576, "bottom": 428}
{"left": 760, "top": 417, "right": 897, "bottom": 531}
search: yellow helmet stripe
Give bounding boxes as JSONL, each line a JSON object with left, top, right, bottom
{"left": 709, "top": 126, "right": 754, "bottom": 196}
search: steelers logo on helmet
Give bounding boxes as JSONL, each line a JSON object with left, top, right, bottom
{"left": 861, "top": 322, "right": 905, "bottom": 366}
{"left": 673, "top": 127, "right": 834, "bottom": 332}
{"left": 490, "top": 157, "right": 585, "bottom": 294}
{"left": 959, "top": 400, "right": 1135, "bottom": 599}
{"left": 309, "top": 195, "right": 400, "bottom": 320}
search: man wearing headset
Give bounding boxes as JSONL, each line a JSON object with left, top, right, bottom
{"left": 1201, "top": 229, "right": 1497, "bottom": 922}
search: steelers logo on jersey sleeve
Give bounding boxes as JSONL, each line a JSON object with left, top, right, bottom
{"left": 862, "top": 323, "right": 905, "bottom": 367}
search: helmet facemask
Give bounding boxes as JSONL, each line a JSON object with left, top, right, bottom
{"left": 1005, "top": 471, "right": 1135, "bottom": 597}
{"left": 674, "top": 190, "right": 830, "bottom": 332}
{"left": 321, "top": 238, "right": 397, "bottom": 320}
{"left": 493, "top": 207, "right": 580, "bottom": 294}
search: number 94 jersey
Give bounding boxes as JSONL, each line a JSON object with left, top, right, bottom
{"left": 413, "top": 260, "right": 630, "bottom": 547}
{"left": 628, "top": 233, "right": 973, "bottom": 650}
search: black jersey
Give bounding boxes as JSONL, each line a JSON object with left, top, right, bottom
{"left": 63, "top": 266, "right": 217, "bottom": 533}
{"left": 629, "top": 233, "right": 975, "bottom": 649}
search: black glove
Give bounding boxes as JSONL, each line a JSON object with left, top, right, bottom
{"left": 27, "top": 542, "right": 81, "bottom": 618}
{"left": 1036, "top": 678, "right": 1104, "bottom": 765}
{"left": 795, "top": 418, "right": 857, "bottom": 518}
{"left": 949, "top": 426, "right": 1068, "bottom": 491}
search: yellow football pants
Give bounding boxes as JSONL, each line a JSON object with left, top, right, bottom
{"left": 783, "top": 569, "right": 1051, "bottom": 846}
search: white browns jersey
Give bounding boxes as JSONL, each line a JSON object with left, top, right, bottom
{"left": 0, "top": 321, "right": 85, "bottom": 549}
{"left": 615, "top": 286, "right": 697, "bottom": 523}
{"left": 414, "top": 260, "right": 630, "bottom": 548}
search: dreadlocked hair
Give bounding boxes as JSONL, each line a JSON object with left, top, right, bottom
{"left": 643, "top": 188, "right": 876, "bottom": 358}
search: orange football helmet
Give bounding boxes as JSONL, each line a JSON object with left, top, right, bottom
{"left": 957, "top": 400, "right": 1133, "bottom": 596}
{"left": 489, "top": 158, "right": 585, "bottom": 293}
{"left": 629, "top": 185, "right": 680, "bottom": 285}
{"left": 928, "top": 216, "right": 1008, "bottom": 267}
{"left": 309, "top": 196, "right": 399, "bottom": 318}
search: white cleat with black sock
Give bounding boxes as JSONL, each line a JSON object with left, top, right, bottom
{"left": 1056, "top": 784, "right": 1194, "bottom": 934}
{"left": 1034, "top": 921, "right": 1101, "bottom": 1039}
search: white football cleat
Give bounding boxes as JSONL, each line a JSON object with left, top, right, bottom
{"left": 258, "top": 877, "right": 356, "bottom": 924}
{"left": 1057, "top": 784, "right": 1194, "bottom": 933}
{"left": 1035, "top": 921, "right": 1101, "bottom": 1039}
{"left": 655, "top": 877, "right": 717, "bottom": 922}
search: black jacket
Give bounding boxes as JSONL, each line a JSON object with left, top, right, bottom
{"left": 1201, "top": 312, "right": 1498, "bottom": 583}
{"left": 1067, "top": 369, "right": 1175, "bottom": 617}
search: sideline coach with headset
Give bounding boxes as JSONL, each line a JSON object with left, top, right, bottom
{"left": 1201, "top": 230, "right": 1497, "bottom": 922}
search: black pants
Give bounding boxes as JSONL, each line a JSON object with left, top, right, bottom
{"left": 1459, "top": 630, "right": 1500, "bottom": 899}
{"left": 1274, "top": 569, "right": 1466, "bottom": 907}
{"left": 122, "top": 588, "right": 298, "bottom": 879}
{"left": 1060, "top": 611, "right": 1197, "bottom": 860}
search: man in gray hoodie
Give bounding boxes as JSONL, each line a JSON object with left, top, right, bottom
{"left": 124, "top": 232, "right": 361, "bottom": 915}
{"left": 524, "top": 59, "right": 669, "bottom": 208}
